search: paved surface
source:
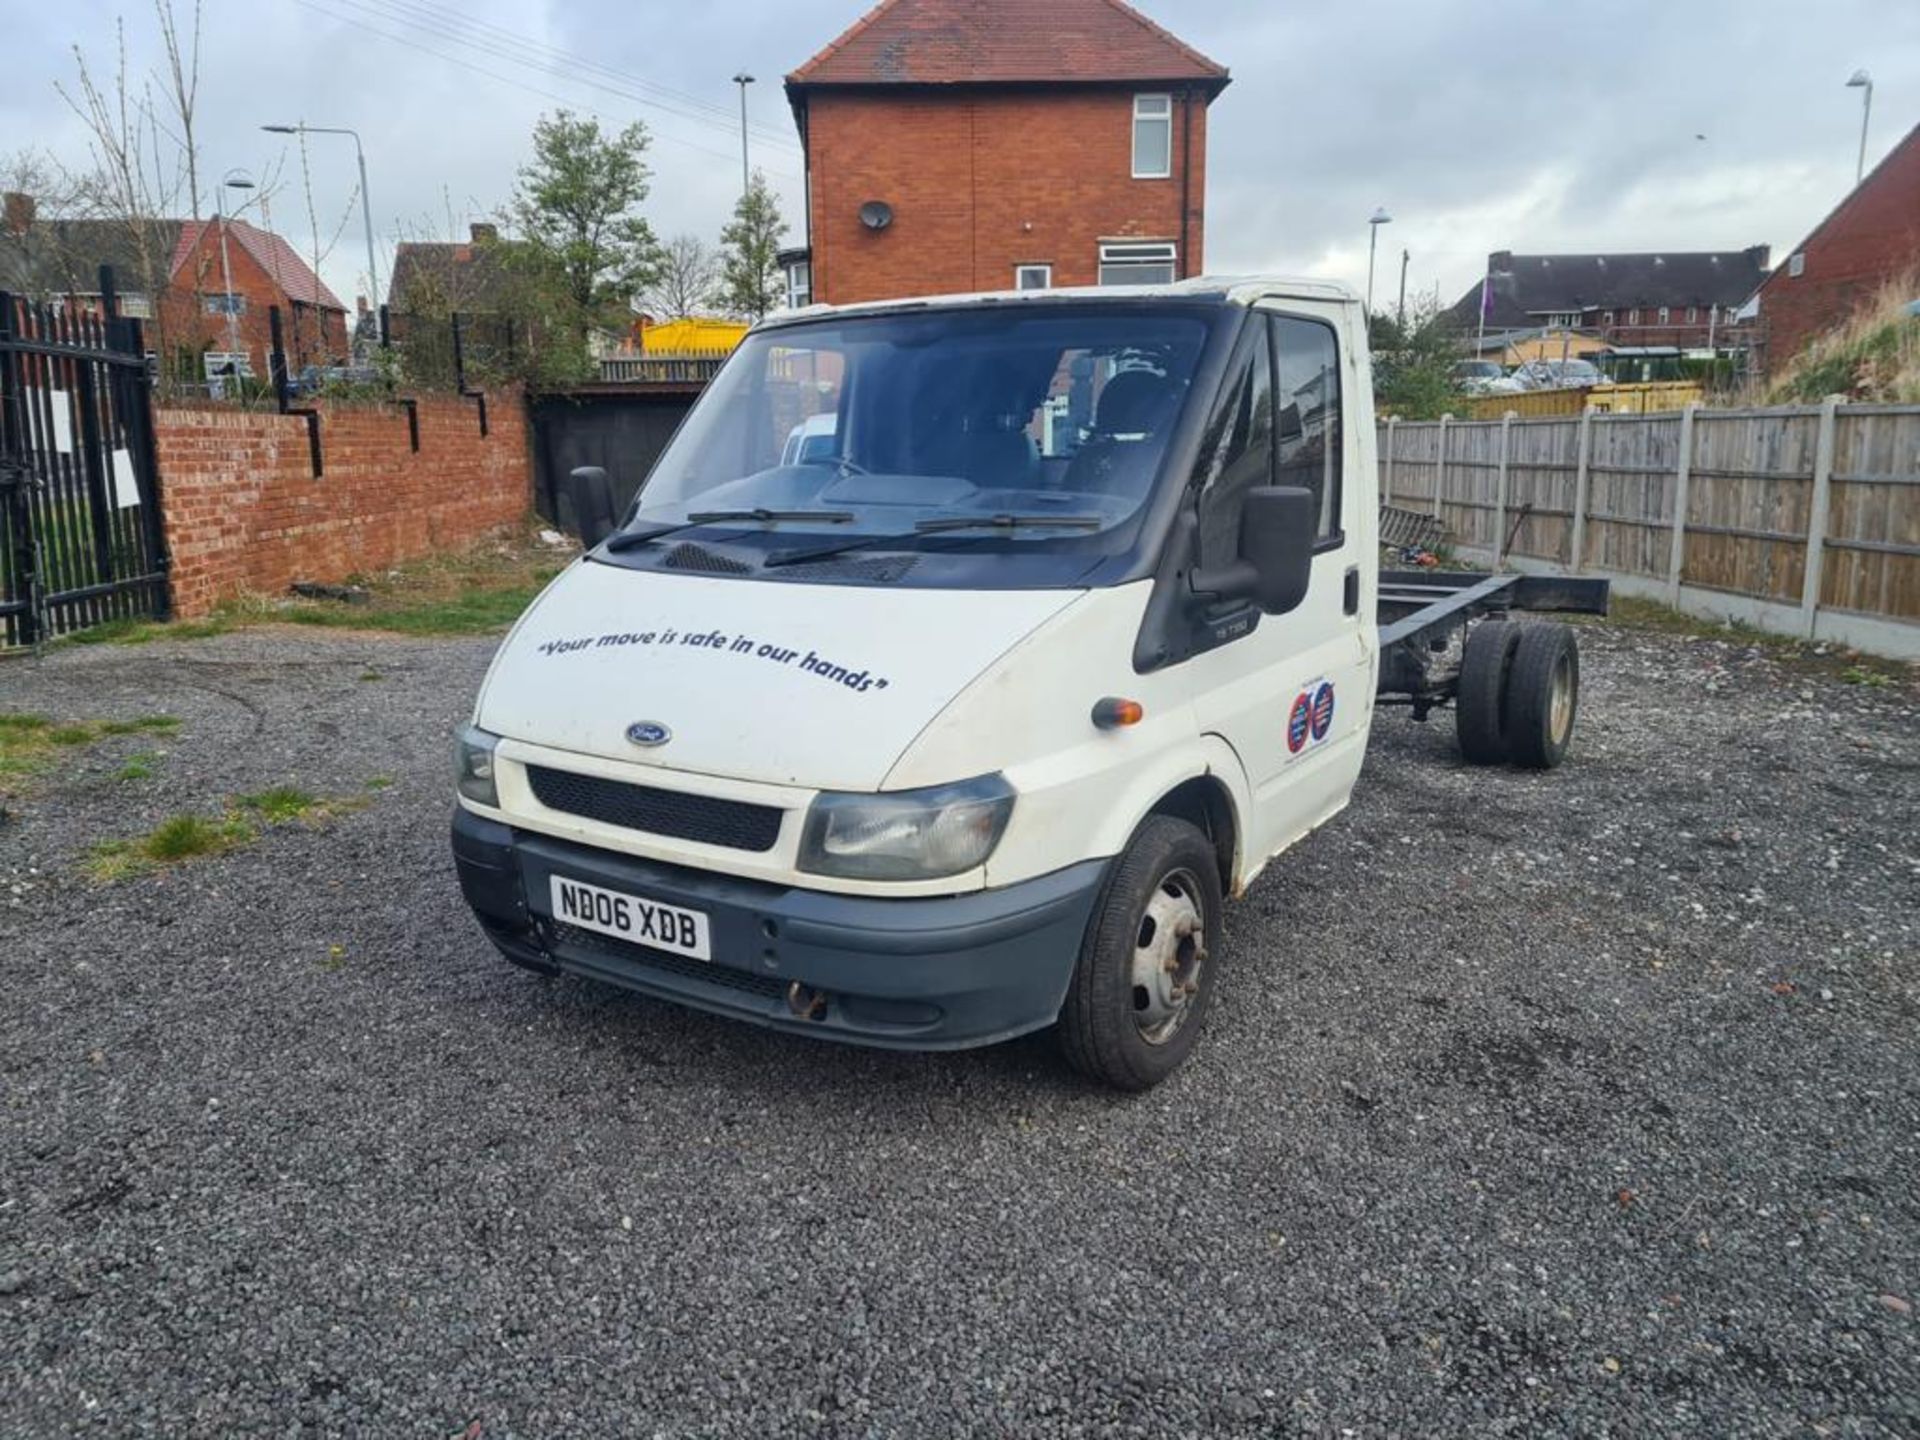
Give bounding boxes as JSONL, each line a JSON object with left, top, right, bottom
{"left": 1, "top": 622, "right": 1915, "bottom": 1437}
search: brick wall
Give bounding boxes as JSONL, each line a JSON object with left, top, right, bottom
{"left": 153, "top": 392, "right": 529, "bottom": 617}
{"left": 1758, "top": 127, "right": 1920, "bottom": 372}
{"left": 805, "top": 86, "right": 1210, "bottom": 304}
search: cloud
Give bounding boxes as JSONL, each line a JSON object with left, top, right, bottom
{"left": 6, "top": 0, "right": 1916, "bottom": 311}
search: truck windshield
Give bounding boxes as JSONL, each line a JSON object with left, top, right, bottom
{"left": 621, "top": 303, "right": 1214, "bottom": 577}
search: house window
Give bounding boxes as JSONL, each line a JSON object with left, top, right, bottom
{"left": 1098, "top": 241, "right": 1178, "bottom": 287}
{"left": 120, "top": 293, "right": 152, "bottom": 319}
{"left": 1657, "top": 306, "right": 1671, "bottom": 325}
{"left": 784, "top": 260, "right": 812, "bottom": 310}
{"left": 204, "top": 292, "right": 246, "bottom": 316}
{"left": 1014, "top": 264, "right": 1052, "bottom": 291}
{"left": 1602, "top": 311, "right": 1615, "bottom": 326}
{"left": 1628, "top": 309, "right": 1641, "bottom": 325}
{"left": 1787, "top": 252, "right": 1806, "bottom": 277}
{"left": 1132, "top": 94, "right": 1173, "bottom": 179}
{"left": 1686, "top": 306, "right": 1698, "bottom": 323}
{"left": 1545, "top": 312, "right": 1577, "bottom": 328}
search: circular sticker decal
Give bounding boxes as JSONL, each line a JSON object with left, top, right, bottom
{"left": 1287, "top": 693, "right": 1313, "bottom": 753}
{"left": 1310, "top": 682, "right": 1336, "bottom": 742}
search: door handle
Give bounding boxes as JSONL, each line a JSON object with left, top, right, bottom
{"left": 1343, "top": 566, "right": 1360, "bottom": 616}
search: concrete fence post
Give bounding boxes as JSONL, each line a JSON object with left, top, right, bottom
{"left": 1665, "top": 401, "right": 1699, "bottom": 607}
{"left": 1435, "top": 413, "right": 1452, "bottom": 524}
{"left": 1800, "top": 395, "right": 1841, "bottom": 639}
{"left": 1383, "top": 416, "right": 1399, "bottom": 505}
{"left": 1493, "top": 411, "right": 1515, "bottom": 566}
{"left": 1569, "top": 406, "right": 1595, "bottom": 572}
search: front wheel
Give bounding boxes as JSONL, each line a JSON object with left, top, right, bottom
{"left": 1059, "top": 816, "right": 1225, "bottom": 1091}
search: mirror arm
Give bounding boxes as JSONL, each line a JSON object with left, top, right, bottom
{"left": 1188, "top": 560, "right": 1258, "bottom": 603}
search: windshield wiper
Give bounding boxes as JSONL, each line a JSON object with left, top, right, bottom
{"left": 604, "top": 509, "right": 855, "bottom": 553}
{"left": 764, "top": 513, "right": 1104, "bottom": 569}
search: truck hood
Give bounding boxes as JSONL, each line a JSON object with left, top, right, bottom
{"left": 476, "top": 559, "right": 1085, "bottom": 791}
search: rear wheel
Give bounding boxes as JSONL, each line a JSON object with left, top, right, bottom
{"left": 1060, "top": 816, "right": 1224, "bottom": 1091}
{"left": 1503, "top": 623, "right": 1581, "bottom": 769}
{"left": 1455, "top": 620, "right": 1521, "bottom": 764}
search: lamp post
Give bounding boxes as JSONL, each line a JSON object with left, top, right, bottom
{"left": 1366, "top": 207, "right": 1392, "bottom": 314}
{"left": 731, "top": 74, "right": 756, "bottom": 199}
{"left": 215, "top": 170, "right": 255, "bottom": 369}
{"left": 1845, "top": 70, "right": 1873, "bottom": 185}
{"left": 1397, "top": 247, "right": 1410, "bottom": 330}
{"left": 261, "top": 122, "right": 380, "bottom": 331}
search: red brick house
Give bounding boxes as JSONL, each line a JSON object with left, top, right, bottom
{"left": 782, "top": 0, "right": 1229, "bottom": 307}
{"left": 0, "top": 194, "right": 346, "bottom": 381}
{"left": 1749, "top": 122, "right": 1920, "bottom": 373}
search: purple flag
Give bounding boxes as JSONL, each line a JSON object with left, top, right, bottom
{"left": 1480, "top": 275, "right": 1494, "bottom": 321}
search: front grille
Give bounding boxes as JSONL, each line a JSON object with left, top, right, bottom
{"left": 551, "top": 922, "right": 786, "bottom": 1002}
{"left": 526, "top": 766, "right": 783, "bottom": 852}
{"left": 664, "top": 542, "right": 751, "bottom": 575}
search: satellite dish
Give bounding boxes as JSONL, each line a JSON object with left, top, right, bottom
{"left": 859, "top": 200, "right": 894, "bottom": 231}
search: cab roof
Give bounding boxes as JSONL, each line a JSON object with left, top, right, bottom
{"left": 757, "top": 276, "right": 1359, "bottom": 332}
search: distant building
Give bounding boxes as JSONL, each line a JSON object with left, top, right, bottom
{"left": 1748, "top": 122, "right": 1920, "bottom": 373}
{"left": 782, "top": 0, "right": 1230, "bottom": 306}
{"left": 1447, "top": 247, "right": 1771, "bottom": 356}
{"left": 0, "top": 193, "right": 346, "bottom": 379}
{"left": 386, "top": 222, "right": 513, "bottom": 318}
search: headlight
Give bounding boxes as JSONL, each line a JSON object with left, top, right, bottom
{"left": 455, "top": 724, "right": 501, "bottom": 806}
{"left": 798, "top": 774, "right": 1015, "bottom": 881}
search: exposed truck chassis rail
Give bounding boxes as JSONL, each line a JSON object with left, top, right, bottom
{"left": 1376, "top": 569, "right": 1610, "bottom": 721}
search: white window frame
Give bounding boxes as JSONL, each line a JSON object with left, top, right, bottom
{"left": 1014, "top": 264, "right": 1052, "bottom": 291}
{"left": 784, "top": 259, "right": 812, "bottom": 310}
{"left": 1098, "top": 241, "right": 1178, "bottom": 287}
{"left": 1628, "top": 308, "right": 1641, "bottom": 325}
{"left": 1657, "top": 306, "right": 1671, "bottom": 325}
{"left": 1788, "top": 252, "right": 1806, "bottom": 278}
{"left": 1131, "top": 94, "right": 1173, "bottom": 180}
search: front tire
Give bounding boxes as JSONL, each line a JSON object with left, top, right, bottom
{"left": 1060, "top": 816, "right": 1224, "bottom": 1091}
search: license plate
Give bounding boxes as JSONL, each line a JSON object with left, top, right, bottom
{"left": 549, "top": 875, "right": 711, "bottom": 960}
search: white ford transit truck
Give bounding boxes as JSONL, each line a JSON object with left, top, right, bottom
{"left": 452, "top": 279, "right": 1606, "bottom": 1089}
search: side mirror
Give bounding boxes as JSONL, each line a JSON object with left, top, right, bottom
{"left": 1189, "top": 486, "right": 1316, "bottom": 616}
{"left": 566, "top": 466, "right": 617, "bottom": 549}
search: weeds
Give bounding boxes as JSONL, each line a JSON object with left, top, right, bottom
{"left": 87, "top": 784, "right": 372, "bottom": 882}
{"left": 0, "top": 712, "right": 175, "bottom": 798}
{"left": 116, "top": 752, "right": 160, "bottom": 782}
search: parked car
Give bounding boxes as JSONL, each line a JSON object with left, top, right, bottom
{"left": 1450, "top": 359, "right": 1522, "bottom": 395}
{"left": 780, "top": 413, "right": 840, "bottom": 466}
{"left": 1511, "top": 358, "right": 1603, "bottom": 391}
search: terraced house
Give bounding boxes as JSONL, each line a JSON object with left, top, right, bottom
{"left": 780, "top": 0, "right": 1230, "bottom": 307}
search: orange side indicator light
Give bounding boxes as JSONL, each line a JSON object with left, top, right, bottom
{"left": 1092, "top": 697, "right": 1145, "bottom": 730}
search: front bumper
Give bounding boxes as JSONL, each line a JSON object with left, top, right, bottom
{"left": 451, "top": 807, "right": 1106, "bottom": 1051}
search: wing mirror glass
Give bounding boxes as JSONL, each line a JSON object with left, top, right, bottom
{"left": 1189, "top": 485, "right": 1315, "bottom": 616}
{"left": 566, "top": 466, "right": 618, "bottom": 549}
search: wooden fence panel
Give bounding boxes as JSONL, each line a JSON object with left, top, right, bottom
{"left": 1824, "top": 405, "right": 1920, "bottom": 620}
{"left": 1442, "top": 418, "right": 1504, "bottom": 551}
{"left": 1680, "top": 407, "right": 1819, "bottom": 603}
{"left": 1585, "top": 412, "right": 1682, "bottom": 579}
{"left": 1504, "top": 416, "right": 1582, "bottom": 564}
{"left": 1387, "top": 419, "right": 1442, "bottom": 511}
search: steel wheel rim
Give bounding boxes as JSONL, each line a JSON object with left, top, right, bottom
{"left": 1130, "top": 867, "right": 1207, "bottom": 1045}
{"left": 1548, "top": 654, "right": 1574, "bottom": 743}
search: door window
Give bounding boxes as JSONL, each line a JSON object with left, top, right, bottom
{"left": 1191, "top": 321, "right": 1274, "bottom": 572}
{"left": 1271, "top": 315, "right": 1342, "bottom": 545}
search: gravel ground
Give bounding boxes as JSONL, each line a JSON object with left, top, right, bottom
{"left": 1, "top": 620, "right": 1916, "bottom": 1438}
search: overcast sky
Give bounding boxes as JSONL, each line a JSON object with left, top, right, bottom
{"left": 6, "top": 0, "right": 1916, "bottom": 314}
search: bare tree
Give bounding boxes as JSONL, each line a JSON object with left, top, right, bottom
{"left": 639, "top": 233, "right": 719, "bottom": 321}
{"left": 151, "top": 0, "right": 204, "bottom": 218}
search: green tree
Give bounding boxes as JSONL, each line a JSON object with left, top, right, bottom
{"left": 716, "top": 171, "right": 788, "bottom": 321}
{"left": 1369, "top": 299, "right": 1467, "bottom": 420}
{"left": 506, "top": 110, "right": 662, "bottom": 371}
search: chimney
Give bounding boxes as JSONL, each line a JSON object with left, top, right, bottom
{"left": 3, "top": 192, "right": 36, "bottom": 237}
{"left": 356, "top": 294, "right": 370, "bottom": 315}
{"left": 1745, "top": 244, "right": 1771, "bottom": 270}
{"left": 1487, "top": 250, "right": 1513, "bottom": 273}
{"left": 470, "top": 222, "right": 498, "bottom": 244}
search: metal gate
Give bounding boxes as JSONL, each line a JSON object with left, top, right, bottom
{"left": 0, "top": 268, "right": 170, "bottom": 647}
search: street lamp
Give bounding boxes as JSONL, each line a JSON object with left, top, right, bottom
{"left": 1366, "top": 207, "right": 1392, "bottom": 314}
{"left": 1845, "top": 70, "right": 1873, "bottom": 185}
{"left": 731, "top": 74, "right": 756, "bottom": 200}
{"left": 215, "top": 169, "right": 255, "bottom": 366}
{"left": 262, "top": 123, "right": 381, "bottom": 326}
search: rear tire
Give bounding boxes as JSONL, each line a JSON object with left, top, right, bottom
{"left": 1060, "top": 816, "right": 1224, "bottom": 1092}
{"left": 1503, "top": 623, "right": 1580, "bottom": 769}
{"left": 1456, "top": 620, "right": 1520, "bottom": 765}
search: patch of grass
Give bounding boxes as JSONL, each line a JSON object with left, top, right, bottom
{"left": 63, "top": 616, "right": 234, "bottom": 647}
{"left": 1840, "top": 665, "right": 1892, "bottom": 689}
{"left": 116, "top": 752, "right": 160, "bottom": 782}
{"left": 45, "top": 725, "right": 96, "bottom": 746}
{"left": 0, "top": 713, "right": 53, "bottom": 734}
{"left": 98, "top": 715, "right": 181, "bottom": 736}
{"left": 87, "top": 783, "right": 370, "bottom": 881}
{"left": 365, "top": 774, "right": 395, "bottom": 791}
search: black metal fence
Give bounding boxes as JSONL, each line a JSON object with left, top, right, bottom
{"left": 0, "top": 268, "right": 170, "bottom": 647}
